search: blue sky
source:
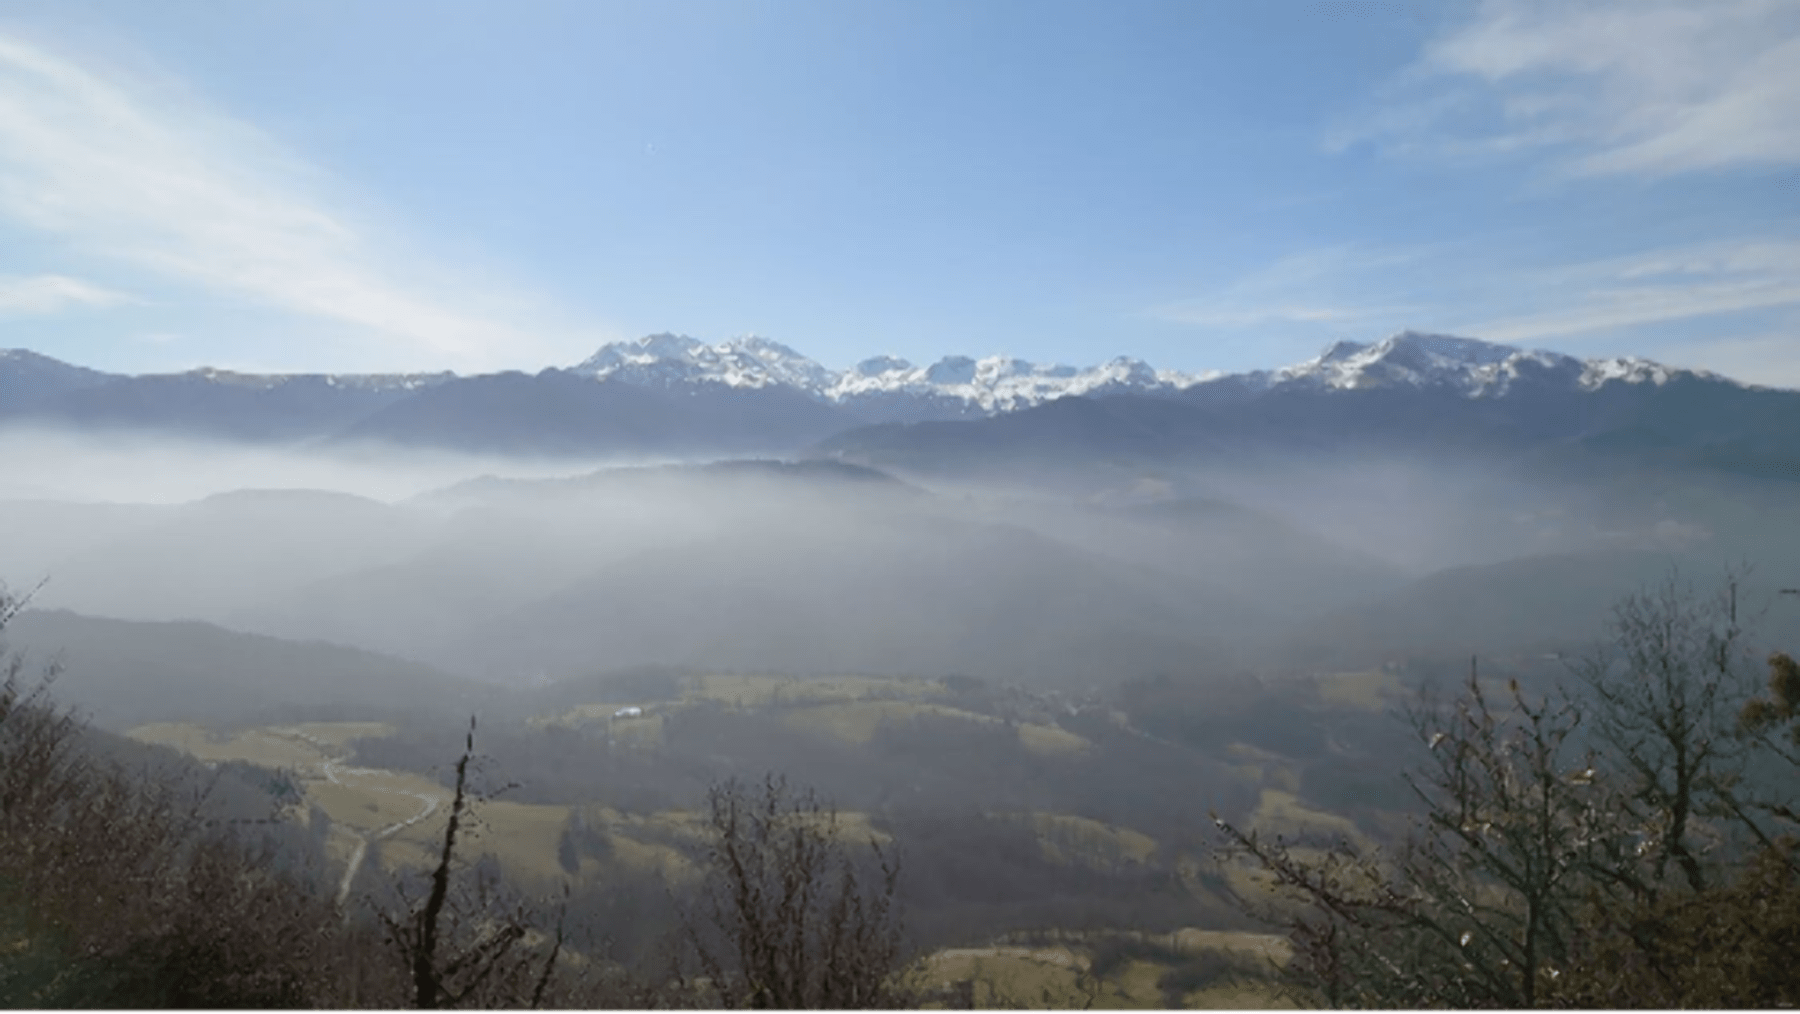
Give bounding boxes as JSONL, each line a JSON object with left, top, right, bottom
{"left": 0, "top": 0, "right": 1797, "bottom": 386}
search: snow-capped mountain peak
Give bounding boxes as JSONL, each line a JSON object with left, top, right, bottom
{"left": 570, "top": 335, "right": 1202, "bottom": 414}
{"left": 563, "top": 329, "right": 1741, "bottom": 420}
{"left": 1264, "top": 331, "right": 1546, "bottom": 390}
{"left": 1164, "top": 329, "right": 1743, "bottom": 405}
{"left": 573, "top": 332, "right": 836, "bottom": 391}
{"left": 1233, "top": 330, "right": 1723, "bottom": 398}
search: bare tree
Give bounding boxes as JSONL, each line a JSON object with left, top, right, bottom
{"left": 1, "top": 583, "right": 352, "bottom": 1007}
{"left": 1215, "top": 659, "right": 1625, "bottom": 1007}
{"left": 683, "top": 773, "right": 909, "bottom": 1009}
{"left": 0, "top": 581, "right": 77, "bottom": 848}
{"left": 1213, "top": 571, "right": 1799, "bottom": 1007}
{"left": 1569, "top": 567, "right": 1760, "bottom": 893}
{"left": 376, "top": 716, "right": 563, "bottom": 1009}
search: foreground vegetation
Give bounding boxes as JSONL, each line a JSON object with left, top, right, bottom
{"left": 3, "top": 584, "right": 1288, "bottom": 1008}
{"left": 1219, "top": 569, "right": 1800, "bottom": 1007}
{"left": 6, "top": 566, "right": 1796, "bottom": 1007}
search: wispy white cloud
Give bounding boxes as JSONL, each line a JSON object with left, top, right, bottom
{"left": 1152, "top": 235, "right": 1800, "bottom": 389}
{"left": 1460, "top": 240, "right": 1800, "bottom": 342}
{"left": 0, "top": 32, "right": 570, "bottom": 370}
{"left": 1333, "top": 0, "right": 1800, "bottom": 178}
{"left": 0, "top": 272, "right": 129, "bottom": 314}
{"left": 1148, "top": 245, "right": 1429, "bottom": 329}
{"left": 1151, "top": 304, "right": 1367, "bottom": 328}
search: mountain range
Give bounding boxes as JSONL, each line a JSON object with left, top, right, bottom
{"left": 3, "top": 332, "right": 1796, "bottom": 479}
{"left": 6, "top": 326, "right": 1798, "bottom": 705}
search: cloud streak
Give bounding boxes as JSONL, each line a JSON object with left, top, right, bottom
{"left": 0, "top": 273, "right": 129, "bottom": 314}
{"left": 1151, "top": 235, "right": 1800, "bottom": 389}
{"left": 0, "top": 32, "right": 562, "bottom": 370}
{"left": 1462, "top": 240, "right": 1800, "bottom": 342}
{"left": 1150, "top": 304, "right": 1368, "bottom": 328}
{"left": 1148, "top": 245, "right": 1429, "bottom": 330}
{"left": 1334, "top": 0, "right": 1800, "bottom": 178}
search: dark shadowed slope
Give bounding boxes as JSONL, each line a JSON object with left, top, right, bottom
{"left": 1095, "top": 497, "right": 1410, "bottom": 620}
{"left": 1275, "top": 546, "right": 1795, "bottom": 672}
{"left": 2, "top": 608, "right": 488, "bottom": 729}
{"left": 0, "top": 349, "right": 118, "bottom": 412}
{"left": 28, "top": 489, "right": 435, "bottom": 623}
{"left": 13, "top": 370, "right": 447, "bottom": 442}
{"left": 817, "top": 367, "right": 1800, "bottom": 488}
{"left": 335, "top": 369, "right": 861, "bottom": 456}
{"left": 446, "top": 511, "right": 1274, "bottom": 688}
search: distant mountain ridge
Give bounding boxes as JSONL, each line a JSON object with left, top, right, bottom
{"left": 0, "top": 348, "right": 451, "bottom": 397}
{"left": 816, "top": 332, "right": 1800, "bottom": 486}
{"left": 1184, "top": 331, "right": 1736, "bottom": 400}
{"left": 0, "top": 332, "right": 1786, "bottom": 459}
{"left": 571, "top": 332, "right": 1197, "bottom": 415}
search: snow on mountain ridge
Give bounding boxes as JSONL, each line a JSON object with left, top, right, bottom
{"left": 828, "top": 352, "right": 1179, "bottom": 412}
{"left": 319, "top": 372, "right": 456, "bottom": 392}
{"left": 568, "top": 329, "right": 1738, "bottom": 415}
{"left": 1259, "top": 331, "right": 1555, "bottom": 392}
{"left": 573, "top": 332, "right": 836, "bottom": 391}
{"left": 1228, "top": 330, "right": 1724, "bottom": 397}
{"left": 184, "top": 367, "right": 454, "bottom": 392}
{"left": 571, "top": 334, "right": 1202, "bottom": 412}
{"left": 1577, "top": 355, "right": 1714, "bottom": 390}
{"left": 6, "top": 330, "right": 1728, "bottom": 423}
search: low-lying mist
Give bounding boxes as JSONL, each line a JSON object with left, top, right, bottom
{"left": 4, "top": 429, "right": 1795, "bottom": 712}
{"left": 0, "top": 426, "right": 684, "bottom": 505}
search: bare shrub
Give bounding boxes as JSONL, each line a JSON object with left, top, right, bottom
{"left": 374, "top": 716, "right": 568, "bottom": 1009}
{"left": 682, "top": 773, "right": 910, "bottom": 1009}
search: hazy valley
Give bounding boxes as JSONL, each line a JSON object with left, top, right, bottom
{"left": 5, "top": 331, "right": 1800, "bottom": 1005}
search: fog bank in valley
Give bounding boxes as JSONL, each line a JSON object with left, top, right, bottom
{"left": 3, "top": 430, "right": 1795, "bottom": 713}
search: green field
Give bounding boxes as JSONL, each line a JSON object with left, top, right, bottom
{"left": 1019, "top": 811, "right": 1159, "bottom": 869}
{"left": 1250, "top": 789, "right": 1365, "bottom": 843}
{"left": 916, "top": 929, "right": 1293, "bottom": 1009}
{"left": 532, "top": 672, "right": 1094, "bottom": 759}
{"left": 127, "top": 720, "right": 584, "bottom": 888}
{"left": 1312, "top": 669, "right": 1404, "bottom": 710}
{"left": 126, "top": 676, "right": 1339, "bottom": 1009}
{"left": 128, "top": 722, "right": 325, "bottom": 768}
{"left": 785, "top": 699, "right": 992, "bottom": 744}
{"left": 690, "top": 672, "right": 946, "bottom": 708}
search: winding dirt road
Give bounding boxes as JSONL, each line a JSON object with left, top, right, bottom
{"left": 324, "top": 759, "right": 444, "bottom": 908}
{"left": 268, "top": 728, "right": 447, "bottom": 909}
